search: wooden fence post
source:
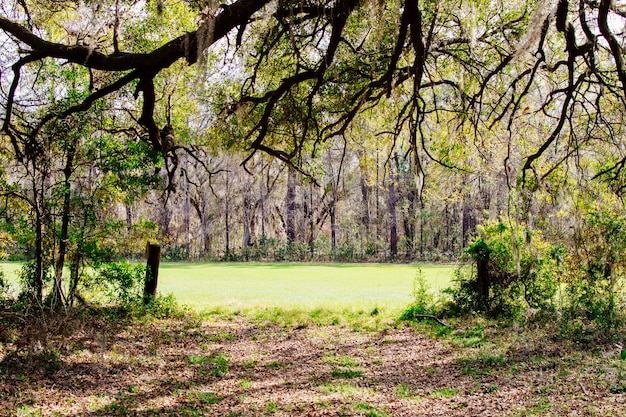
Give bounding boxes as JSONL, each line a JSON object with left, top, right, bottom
{"left": 144, "top": 242, "right": 161, "bottom": 303}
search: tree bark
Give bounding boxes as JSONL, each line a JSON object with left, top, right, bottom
{"left": 51, "top": 143, "right": 76, "bottom": 309}
{"left": 388, "top": 162, "right": 398, "bottom": 257}
{"left": 286, "top": 167, "right": 296, "bottom": 244}
{"left": 144, "top": 242, "right": 161, "bottom": 303}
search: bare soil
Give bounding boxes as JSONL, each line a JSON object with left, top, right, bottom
{"left": 1, "top": 310, "right": 625, "bottom": 416}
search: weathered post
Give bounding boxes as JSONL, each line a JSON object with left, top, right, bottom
{"left": 144, "top": 242, "right": 161, "bottom": 303}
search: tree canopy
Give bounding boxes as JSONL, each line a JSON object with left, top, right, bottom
{"left": 1, "top": 0, "right": 626, "bottom": 188}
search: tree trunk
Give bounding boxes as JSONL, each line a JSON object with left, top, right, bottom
{"left": 225, "top": 170, "right": 231, "bottom": 257}
{"left": 184, "top": 164, "right": 191, "bottom": 259}
{"left": 52, "top": 143, "right": 77, "bottom": 309}
{"left": 286, "top": 167, "right": 296, "bottom": 244}
{"left": 462, "top": 194, "right": 475, "bottom": 248}
{"left": 33, "top": 201, "right": 44, "bottom": 304}
{"left": 476, "top": 253, "right": 490, "bottom": 311}
{"left": 144, "top": 243, "right": 161, "bottom": 303}
{"left": 388, "top": 163, "right": 398, "bottom": 257}
{"left": 242, "top": 191, "right": 252, "bottom": 249}
{"left": 330, "top": 203, "right": 337, "bottom": 253}
{"left": 358, "top": 151, "right": 371, "bottom": 253}
{"left": 125, "top": 204, "right": 133, "bottom": 228}
{"left": 260, "top": 169, "right": 266, "bottom": 239}
{"left": 308, "top": 182, "right": 315, "bottom": 256}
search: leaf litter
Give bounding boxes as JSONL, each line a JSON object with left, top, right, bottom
{"left": 0, "top": 312, "right": 625, "bottom": 416}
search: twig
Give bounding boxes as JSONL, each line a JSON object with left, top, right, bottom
{"left": 412, "top": 314, "right": 451, "bottom": 328}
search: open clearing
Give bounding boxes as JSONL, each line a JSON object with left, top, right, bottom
{"left": 157, "top": 263, "right": 454, "bottom": 314}
{"left": 1, "top": 262, "right": 455, "bottom": 314}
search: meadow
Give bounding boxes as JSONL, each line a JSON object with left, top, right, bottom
{"left": 157, "top": 262, "right": 455, "bottom": 314}
{"left": 1, "top": 261, "right": 455, "bottom": 314}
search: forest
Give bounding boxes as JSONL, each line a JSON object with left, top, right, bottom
{"left": 0, "top": 0, "right": 625, "bottom": 318}
{"left": 1, "top": 0, "right": 626, "bottom": 414}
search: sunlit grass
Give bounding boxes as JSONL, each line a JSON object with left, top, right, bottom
{"left": 156, "top": 263, "right": 454, "bottom": 315}
{"left": 0, "top": 262, "right": 456, "bottom": 316}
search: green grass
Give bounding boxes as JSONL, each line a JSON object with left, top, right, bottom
{"left": 157, "top": 263, "right": 454, "bottom": 314}
{"left": 0, "top": 262, "right": 455, "bottom": 315}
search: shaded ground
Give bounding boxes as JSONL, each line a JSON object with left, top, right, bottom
{"left": 1, "top": 309, "right": 625, "bottom": 416}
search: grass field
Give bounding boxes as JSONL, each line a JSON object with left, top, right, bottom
{"left": 1, "top": 262, "right": 456, "bottom": 314}
{"left": 158, "top": 263, "right": 455, "bottom": 314}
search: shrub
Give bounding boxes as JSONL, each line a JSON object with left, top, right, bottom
{"left": 445, "top": 220, "right": 558, "bottom": 318}
{"left": 94, "top": 261, "right": 146, "bottom": 305}
{"left": 400, "top": 268, "right": 438, "bottom": 321}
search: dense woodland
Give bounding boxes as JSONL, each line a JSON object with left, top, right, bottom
{"left": 0, "top": 0, "right": 625, "bottom": 326}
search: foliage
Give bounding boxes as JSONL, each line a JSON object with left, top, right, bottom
{"left": 17, "top": 261, "right": 50, "bottom": 304}
{"left": 93, "top": 262, "right": 147, "bottom": 305}
{"left": 400, "top": 268, "right": 436, "bottom": 321}
{"left": 445, "top": 220, "right": 558, "bottom": 318}
{"left": 561, "top": 206, "right": 626, "bottom": 332}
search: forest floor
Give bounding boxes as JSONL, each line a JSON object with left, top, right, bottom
{"left": 1, "top": 306, "right": 626, "bottom": 416}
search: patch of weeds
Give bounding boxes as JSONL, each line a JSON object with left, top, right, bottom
{"left": 266, "top": 360, "right": 283, "bottom": 369}
{"left": 265, "top": 400, "right": 278, "bottom": 412}
{"left": 355, "top": 402, "right": 389, "bottom": 417}
{"left": 483, "top": 383, "right": 498, "bottom": 393}
{"left": 318, "top": 382, "right": 362, "bottom": 396}
{"left": 189, "top": 352, "right": 229, "bottom": 377}
{"left": 242, "top": 355, "right": 258, "bottom": 369}
{"left": 393, "top": 383, "right": 423, "bottom": 401}
{"left": 188, "top": 391, "right": 222, "bottom": 404}
{"left": 99, "top": 403, "right": 133, "bottom": 415}
{"left": 452, "top": 325, "right": 485, "bottom": 347}
{"left": 430, "top": 387, "right": 458, "bottom": 398}
{"left": 237, "top": 378, "right": 252, "bottom": 389}
{"left": 206, "top": 332, "right": 235, "bottom": 342}
{"left": 126, "top": 385, "right": 138, "bottom": 394}
{"left": 16, "top": 405, "right": 43, "bottom": 417}
{"left": 512, "top": 398, "right": 551, "bottom": 416}
{"left": 331, "top": 369, "right": 364, "bottom": 378}
{"left": 609, "top": 383, "right": 626, "bottom": 394}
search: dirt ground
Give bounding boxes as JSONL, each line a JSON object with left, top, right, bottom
{"left": 1, "top": 311, "right": 625, "bottom": 416}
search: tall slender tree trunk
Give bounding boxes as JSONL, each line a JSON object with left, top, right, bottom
{"left": 388, "top": 162, "right": 398, "bottom": 257}
{"left": 33, "top": 201, "right": 44, "bottom": 304}
{"left": 462, "top": 194, "right": 475, "bottom": 248}
{"left": 184, "top": 163, "right": 191, "bottom": 259}
{"left": 308, "top": 182, "right": 315, "bottom": 256}
{"left": 358, "top": 151, "right": 371, "bottom": 253}
{"left": 330, "top": 203, "right": 337, "bottom": 253}
{"left": 260, "top": 169, "right": 266, "bottom": 239}
{"left": 375, "top": 149, "right": 381, "bottom": 253}
{"left": 51, "top": 144, "right": 76, "bottom": 309}
{"left": 125, "top": 204, "right": 132, "bottom": 228}
{"left": 286, "top": 167, "right": 296, "bottom": 244}
{"left": 242, "top": 191, "right": 252, "bottom": 249}
{"left": 225, "top": 170, "right": 231, "bottom": 257}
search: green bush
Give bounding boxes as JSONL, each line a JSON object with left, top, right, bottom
{"left": 400, "top": 268, "right": 438, "bottom": 321}
{"left": 446, "top": 220, "right": 558, "bottom": 318}
{"left": 561, "top": 208, "right": 626, "bottom": 332}
{"left": 94, "top": 261, "right": 146, "bottom": 305}
{"left": 17, "top": 260, "right": 51, "bottom": 304}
